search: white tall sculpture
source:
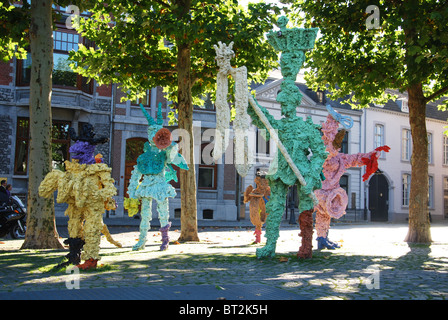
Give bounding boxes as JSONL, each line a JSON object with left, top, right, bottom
{"left": 213, "top": 41, "right": 252, "bottom": 177}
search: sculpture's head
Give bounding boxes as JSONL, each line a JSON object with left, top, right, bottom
{"left": 322, "top": 105, "right": 353, "bottom": 156}
{"left": 140, "top": 103, "right": 172, "bottom": 150}
{"left": 213, "top": 41, "right": 234, "bottom": 72}
{"left": 69, "top": 123, "right": 108, "bottom": 164}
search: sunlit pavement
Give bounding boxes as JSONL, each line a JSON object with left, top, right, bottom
{"left": 0, "top": 222, "right": 447, "bottom": 300}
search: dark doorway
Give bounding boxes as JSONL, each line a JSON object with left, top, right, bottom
{"left": 369, "top": 171, "right": 389, "bottom": 221}
{"left": 124, "top": 137, "right": 147, "bottom": 199}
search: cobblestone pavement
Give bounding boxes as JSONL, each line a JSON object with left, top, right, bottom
{"left": 0, "top": 222, "right": 447, "bottom": 300}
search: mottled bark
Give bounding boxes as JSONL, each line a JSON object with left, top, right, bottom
{"left": 21, "top": 0, "right": 63, "bottom": 249}
{"left": 404, "top": 83, "right": 432, "bottom": 244}
{"left": 176, "top": 42, "right": 199, "bottom": 242}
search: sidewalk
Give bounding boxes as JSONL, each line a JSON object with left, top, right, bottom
{"left": 55, "top": 215, "right": 368, "bottom": 228}
{"left": 0, "top": 222, "right": 447, "bottom": 301}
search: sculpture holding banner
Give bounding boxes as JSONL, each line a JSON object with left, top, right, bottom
{"left": 214, "top": 17, "right": 326, "bottom": 259}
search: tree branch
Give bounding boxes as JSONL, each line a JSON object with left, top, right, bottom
{"left": 147, "top": 69, "right": 176, "bottom": 74}
{"left": 424, "top": 84, "right": 448, "bottom": 103}
{"left": 153, "top": 0, "right": 170, "bottom": 8}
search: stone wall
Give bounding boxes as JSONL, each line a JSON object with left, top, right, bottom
{"left": 0, "top": 115, "right": 12, "bottom": 175}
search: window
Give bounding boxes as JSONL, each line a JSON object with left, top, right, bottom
{"left": 132, "top": 89, "right": 151, "bottom": 106}
{"left": 203, "top": 209, "right": 214, "bottom": 219}
{"left": 14, "top": 118, "right": 29, "bottom": 175}
{"left": 374, "top": 124, "right": 385, "bottom": 157}
{"left": 340, "top": 175, "right": 348, "bottom": 194}
{"left": 427, "top": 133, "right": 433, "bottom": 164}
{"left": 397, "top": 98, "right": 409, "bottom": 113}
{"left": 402, "top": 129, "right": 412, "bottom": 161}
{"left": 14, "top": 117, "right": 71, "bottom": 175}
{"left": 198, "top": 143, "right": 217, "bottom": 189}
{"left": 51, "top": 121, "right": 71, "bottom": 170}
{"left": 444, "top": 177, "right": 448, "bottom": 219}
{"left": 256, "top": 128, "right": 270, "bottom": 156}
{"left": 428, "top": 176, "right": 434, "bottom": 208}
{"left": 16, "top": 30, "right": 93, "bottom": 94}
{"left": 402, "top": 173, "right": 411, "bottom": 206}
{"left": 340, "top": 130, "right": 349, "bottom": 154}
{"left": 194, "top": 93, "right": 215, "bottom": 111}
{"left": 444, "top": 136, "right": 448, "bottom": 165}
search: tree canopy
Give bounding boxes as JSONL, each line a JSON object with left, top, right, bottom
{"left": 0, "top": 0, "right": 30, "bottom": 61}
{"left": 69, "top": 0, "right": 282, "bottom": 108}
{"left": 292, "top": 0, "right": 448, "bottom": 108}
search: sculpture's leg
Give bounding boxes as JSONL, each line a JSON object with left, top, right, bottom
{"left": 78, "top": 205, "right": 103, "bottom": 270}
{"left": 256, "top": 180, "right": 288, "bottom": 258}
{"left": 133, "top": 197, "right": 152, "bottom": 251}
{"left": 297, "top": 209, "right": 314, "bottom": 259}
{"left": 297, "top": 185, "right": 315, "bottom": 259}
{"left": 66, "top": 205, "right": 84, "bottom": 239}
{"left": 315, "top": 209, "right": 340, "bottom": 250}
{"left": 157, "top": 198, "right": 171, "bottom": 251}
{"left": 249, "top": 198, "right": 262, "bottom": 243}
{"left": 254, "top": 228, "right": 262, "bottom": 244}
{"left": 63, "top": 237, "right": 85, "bottom": 266}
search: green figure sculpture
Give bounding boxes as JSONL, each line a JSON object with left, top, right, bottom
{"left": 248, "top": 16, "right": 327, "bottom": 258}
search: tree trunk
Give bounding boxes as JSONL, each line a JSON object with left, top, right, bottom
{"left": 176, "top": 43, "right": 200, "bottom": 242}
{"left": 404, "top": 82, "right": 432, "bottom": 244}
{"left": 21, "top": 0, "right": 63, "bottom": 249}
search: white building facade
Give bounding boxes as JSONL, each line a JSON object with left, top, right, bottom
{"left": 363, "top": 94, "right": 448, "bottom": 222}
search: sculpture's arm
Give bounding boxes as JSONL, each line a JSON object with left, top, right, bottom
{"left": 38, "top": 170, "right": 65, "bottom": 198}
{"left": 166, "top": 142, "right": 189, "bottom": 170}
{"left": 244, "top": 185, "right": 254, "bottom": 203}
{"left": 341, "top": 151, "right": 377, "bottom": 169}
{"left": 304, "top": 124, "right": 328, "bottom": 193}
{"left": 97, "top": 169, "right": 117, "bottom": 210}
{"left": 127, "top": 165, "right": 143, "bottom": 199}
{"left": 247, "top": 97, "right": 278, "bottom": 140}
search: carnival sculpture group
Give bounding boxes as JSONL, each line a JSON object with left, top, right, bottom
{"left": 37, "top": 16, "right": 390, "bottom": 270}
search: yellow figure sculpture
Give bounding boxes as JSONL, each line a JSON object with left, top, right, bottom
{"left": 39, "top": 124, "right": 120, "bottom": 270}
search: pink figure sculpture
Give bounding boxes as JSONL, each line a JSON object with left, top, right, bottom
{"left": 315, "top": 105, "right": 390, "bottom": 249}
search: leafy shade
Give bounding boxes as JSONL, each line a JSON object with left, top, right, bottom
{"left": 292, "top": 0, "right": 448, "bottom": 109}
{"left": 0, "top": 1, "right": 30, "bottom": 61}
{"left": 69, "top": 0, "right": 282, "bottom": 107}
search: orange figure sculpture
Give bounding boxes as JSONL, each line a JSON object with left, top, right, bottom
{"left": 244, "top": 174, "right": 270, "bottom": 243}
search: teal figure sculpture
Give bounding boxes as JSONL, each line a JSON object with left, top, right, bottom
{"left": 248, "top": 17, "right": 327, "bottom": 259}
{"left": 124, "top": 103, "right": 188, "bottom": 251}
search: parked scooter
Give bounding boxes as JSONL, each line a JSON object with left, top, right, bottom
{"left": 0, "top": 196, "right": 27, "bottom": 239}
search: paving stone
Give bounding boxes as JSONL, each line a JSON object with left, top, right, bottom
{"left": 0, "top": 222, "right": 447, "bottom": 301}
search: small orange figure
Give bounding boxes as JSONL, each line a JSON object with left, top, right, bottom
{"left": 244, "top": 174, "right": 270, "bottom": 243}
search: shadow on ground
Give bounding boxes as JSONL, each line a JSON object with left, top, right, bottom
{"left": 1, "top": 240, "right": 447, "bottom": 299}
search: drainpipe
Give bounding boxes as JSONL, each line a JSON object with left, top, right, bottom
{"left": 107, "top": 83, "right": 116, "bottom": 218}
{"left": 108, "top": 84, "right": 115, "bottom": 165}
{"left": 363, "top": 108, "right": 368, "bottom": 220}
